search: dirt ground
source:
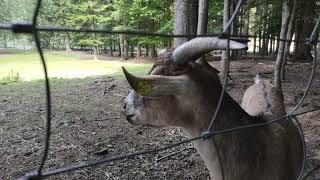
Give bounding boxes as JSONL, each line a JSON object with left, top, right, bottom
{"left": 0, "top": 58, "right": 320, "bottom": 179}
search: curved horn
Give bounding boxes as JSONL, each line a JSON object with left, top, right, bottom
{"left": 172, "top": 37, "right": 247, "bottom": 65}
{"left": 122, "top": 67, "right": 191, "bottom": 96}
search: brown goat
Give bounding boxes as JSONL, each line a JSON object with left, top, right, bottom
{"left": 122, "top": 37, "right": 303, "bottom": 180}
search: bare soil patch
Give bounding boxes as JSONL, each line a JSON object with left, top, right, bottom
{"left": 0, "top": 59, "right": 319, "bottom": 179}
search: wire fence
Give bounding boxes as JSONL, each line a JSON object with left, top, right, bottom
{"left": 0, "top": 0, "right": 319, "bottom": 179}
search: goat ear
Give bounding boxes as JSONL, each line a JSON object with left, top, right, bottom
{"left": 197, "top": 58, "right": 220, "bottom": 74}
{"left": 122, "top": 67, "right": 191, "bottom": 96}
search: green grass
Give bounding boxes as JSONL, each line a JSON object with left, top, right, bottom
{"left": 0, "top": 70, "right": 22, "bottom": 85}
{"left": 0, "top": 50, "right": 152, "bottom": 83}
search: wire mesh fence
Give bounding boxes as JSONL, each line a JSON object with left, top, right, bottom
{"left": 0, "top": 0, "right": 319, "bottom": 179}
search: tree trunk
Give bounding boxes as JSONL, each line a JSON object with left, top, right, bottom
{"left": 243, "top": 9, "right": 250, "bottom": 55}
{"left": 137, "top": 44, "right": 142, "bottom": 57}
{"left": 262, "top": 6, "right": 269, "bottom": 56}
{"left": 130, "top": 46, "right": 134, "bottom": 58}
{"left": 253, "top": 35, "right": 256, "bottom": 55}
{"left": 238, "top": 9, "right": 244, "bottom": 56}
{"left": 118, "top": 37, "right": 122, "bottom": 57}
{"left": 174, "top": 0, "right": 190, "bottom": 47}
{"left": 103, "top": 45, "right": 107, "bottom": 54}
{"left": 266, "top": 36, "right": 270, "bottom": 56}
{"left": 98, "top": 45, "right": 102, "bottom": 55}
{"left": 4, "top": 35, "right": 7, "bottom": 48}
{"left": 48, "top": 38, "right": 52, "bottom": 50}
{"left": 145, "top": 45, "right": 149, "bottom": 57}
{"left": 122, "top": 37, "right": 129, "bottom": 60}
{"left": 230, "top": 1, "right": 236, "bottom": 35}
{"left": 269, "top": 35, "right": 274, "bottom": 54}
{"left": 293, "top": 23, "right": 300, "bottom": 61}
{"left": 281, "top": 0, "right": 297, "bottom": 81}
{"left": 258, "top": 32, "right": 262, "bottom": 55}
{"left": 197, "top": 0, "right": 208, "bottom": 35}
{"left": 118, "top": 41, "right": 122, "bottom": 57}
{"left": 230, "top": 1, "right": 238, "bottom": 59}
{"left": 120, "top": 35, "right": 124, "bottom": 58}
{"left": 220, "top": 0, "right": 230, "bottom": 81}
{"left": 197, "top": 0, "right": 208, "bottom": 61}
{"left": 272, "top": 37, "right": 276, "bottom": 55}
{"left": 110, "top": 41, "right": 113, "bottom": 56}
{"left": 93, "top": 46, "right": 98, "bottom": 60}
{"left": 274, "top": 0, "right": 292, "bottom": 90}
{"left": 12, "top": 38, "right": 16, "bottom": 49}
{"left": 52, "top": 33, "right": 56, "bottom": 50}
{"left": 275, "top": 35, "right": 280, "bottom": 54}
{"left": 92, "top": 19, "right": 98, "bottom": 59}
{"left": 295, "top": 0, "right": 316, "bottom": 61}
{"left": 150, "top": 44, "right": 157, "bottom": 58}
{"left": 189, "top": 0, "right": 199, "bottom": 40}
{"left": 262, "top": 36, "right": 267, "bottom": 56}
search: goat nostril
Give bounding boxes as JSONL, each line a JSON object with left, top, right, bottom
{"left": 126, "top": 114, "right": 134, "bottom": 121}
{"left": 123, "top": 104, "right": 127, "bottom": 109}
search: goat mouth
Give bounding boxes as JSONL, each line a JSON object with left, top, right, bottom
{"left": 126, "top": 114, "right": 135, "bottom": 125}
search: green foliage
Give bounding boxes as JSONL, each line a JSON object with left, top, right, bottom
{"left": 0, "top": 0, "right": 34, "bottom": 48}
{"left": 2, "top": 0, "right": 320, "bottom": 52}
{"left": 0, "top": 70, "right": 22, "bottom": 85}
{"left": 208, "top": 0, "right": 224, "bottom": 32}
{"left": 39, "top": 0, "right": 114, "bottom": 48}
{"left": 0, "top": 0, "right": 34, "bottom": 23}
{"left": 113, "top": 0, "right": 174, "bottom": 48}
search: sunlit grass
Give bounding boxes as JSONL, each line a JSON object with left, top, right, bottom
{"left": 0, "top": 50, "right": 152, "bottom": 83}
{"left": 0, "top": 70, "right": 22, "bottom": 85}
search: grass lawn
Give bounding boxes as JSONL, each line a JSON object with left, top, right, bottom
{"left": 0, "top": 50, "right": 152, "bottom": 84}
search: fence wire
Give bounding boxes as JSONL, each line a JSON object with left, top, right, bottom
{"left": 0, "top": 0, "right": 319, "bottom": 179}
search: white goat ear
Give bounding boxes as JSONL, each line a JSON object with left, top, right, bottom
{"left": 122, "top": 67, "right": 192, "bottom": 97}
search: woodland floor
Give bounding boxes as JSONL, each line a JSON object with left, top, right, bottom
{"left": 0, "top": 57, "right": 320, "bottom": 179}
